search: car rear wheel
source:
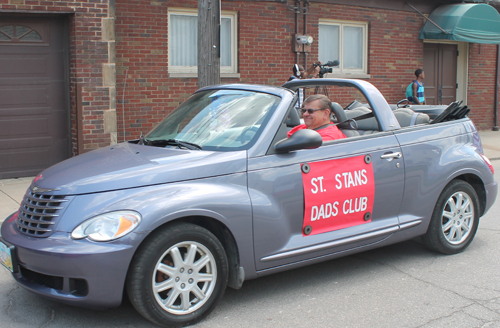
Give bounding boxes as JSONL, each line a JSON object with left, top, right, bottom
{"left": 423, "top": 180, "right": 480, "bottom": 254}
{"left": 126, "top": 222, "right": 228, "bottom": 327}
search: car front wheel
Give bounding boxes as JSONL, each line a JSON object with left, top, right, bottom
{"left": 423, "top": 180, "right": 480, "bottom": 254}
{"left": 127, "top": 222, "right": 228, "bottom": 327}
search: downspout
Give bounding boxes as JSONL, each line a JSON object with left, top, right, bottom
{"left": 494, "top": 44, "right": 499, "bottom": 131}
{"left": 295, "top": 0, "right": 300, "bottom": 64}
{"left": 303, "top": 0, "right": 309, "bottom": 69}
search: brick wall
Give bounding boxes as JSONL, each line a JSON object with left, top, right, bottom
{"left": 116, "top": 0, "right": 179, "bottom": 141}
{"left": 467, "top": 43, "right": 498, "bottom": 130}
{"left": 115, "top": 0, "right": 298, "bottom": 140}
{"left": 115, "top": 1, "right": 440, "bottom": 140}
{"left": 306, "top": 3, "right": 426, "bottom": 106}
{"left": 2, "top": 0, "right": 499, "bottom": 155}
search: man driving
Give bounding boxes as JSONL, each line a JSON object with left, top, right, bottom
{"left": 288, "top": 94, "right": 346, "bottom": 141}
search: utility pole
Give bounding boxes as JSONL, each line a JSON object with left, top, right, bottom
{"left": 198, "top": 0, "right": 220, "bottom": 88}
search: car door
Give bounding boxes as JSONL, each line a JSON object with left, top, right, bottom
{"left": 248, "top": 132, "right": 405, "bottom": 271}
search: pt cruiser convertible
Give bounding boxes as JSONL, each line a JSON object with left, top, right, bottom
{"left": 1, "top": 79, "right": 497, "bottom": 327}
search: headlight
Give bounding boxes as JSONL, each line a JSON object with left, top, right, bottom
{"left": 71, "top": 211, "right": 141, "bottom": 241}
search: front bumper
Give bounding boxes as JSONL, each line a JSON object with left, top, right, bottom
{"left": 1, "top": 213, "right": 144, "bottom": 309}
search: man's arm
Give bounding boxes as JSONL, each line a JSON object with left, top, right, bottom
{"left": 412, "top": 82, "right": 422, "bottom": 105}
{"left": 302, "top": 61, "right": 322, "bottom": 78}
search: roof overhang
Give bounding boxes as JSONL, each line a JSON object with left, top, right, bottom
{"left": 419, "top": 3, "right": 500, "bottom": 44}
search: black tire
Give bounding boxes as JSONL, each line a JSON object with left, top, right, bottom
{"left": 126, "top": 222, "right": 228, "bottom": 327}
{"left": 423, "top": 180, "right": 480, "bottom": 254}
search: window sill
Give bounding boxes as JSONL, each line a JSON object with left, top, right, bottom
{"left": 169, "top": 73, "right": 241, "bottom": 79}
{"left": 324, "top": 73, "right": 371, "bottom": 79}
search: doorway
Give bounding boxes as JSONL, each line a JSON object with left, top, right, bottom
{"left": 423, "top": 43, "right": 458, "bottom": 105}
{"left": 0, "top": 16, "right": 70, "bottom": 179}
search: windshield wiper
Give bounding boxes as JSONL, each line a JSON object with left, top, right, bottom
{"left": 163, "top": 139, "right": 202, "bottom": 150}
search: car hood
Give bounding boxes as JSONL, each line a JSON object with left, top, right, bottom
{"left": 32, "top": 142, "right": 247, "bottom": 195}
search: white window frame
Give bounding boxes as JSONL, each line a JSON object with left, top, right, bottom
{"left": 319, "top": 19, "right": 369, "bottom": 78}
{"left": 168, "top": 8, "right": 238, "bottom": 77}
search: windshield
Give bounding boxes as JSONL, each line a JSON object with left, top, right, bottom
{"left": 146, "top": 89, "right": 281, "bottom": 151}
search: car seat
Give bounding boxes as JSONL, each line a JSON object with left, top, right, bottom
{"left": 330, "top": 102, "right": 360, "bottom": 137}
{"left": 344, "top": 107, "right": 379, "bottom": 135}
{"left": 393, "top": 107, "right": 430, "bottom": 126}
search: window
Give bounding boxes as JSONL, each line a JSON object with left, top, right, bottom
{"left": 319, "top": 20, "right": 368, "bottom": 76}
{"left": 168, "top": 9, "right": 238, "bottom": 75}
{"left": 146, "top": 90, "right": 279, "bottom": 151}
{"left": 0, "top": 25, "right": 43, "bottom": 43}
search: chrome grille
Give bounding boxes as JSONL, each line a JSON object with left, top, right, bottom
{"left": 16, "top": 190, "right": 69, "bottom": 237}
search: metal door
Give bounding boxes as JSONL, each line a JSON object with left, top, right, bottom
{"left": 0, "top": 16, "right": 70, "bottom": 178}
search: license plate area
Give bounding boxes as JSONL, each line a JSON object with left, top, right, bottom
{"left": 0, "top": 239, "right": 17, "bottom": 273}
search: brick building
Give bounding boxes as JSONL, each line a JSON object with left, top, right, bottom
{"left": 1, "top": 0, "right": 500, "bottom": 178}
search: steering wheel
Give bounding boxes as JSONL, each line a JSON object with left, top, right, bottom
{"left": 397, "top": 99, "right": 410, "bottom": 108}
{"left": 239, "top": 126, "right": 259, "bottom": 144}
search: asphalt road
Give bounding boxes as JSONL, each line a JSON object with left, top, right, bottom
{"left": 1, "top": 162, "right": 500, "bottom": 328}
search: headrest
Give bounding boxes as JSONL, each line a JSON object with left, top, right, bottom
{"left": 345, "top": 106, "right": 371, "bottom": 117}
{"left": 330, "top": 102, "right": 347, "bottom": 123}
{"left": 345, "top": 107, "right": 379, "bottom": 130}
{"left": 345, "top": 100, "right": 366, "bottom": 110}
{"left": 286, "top": 107, "right": 301, "bottom": 127}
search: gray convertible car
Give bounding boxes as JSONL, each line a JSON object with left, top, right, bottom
{"left": 0, "top": 79, "right": 497, "bottom": 327}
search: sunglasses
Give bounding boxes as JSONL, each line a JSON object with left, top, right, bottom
{"left": 301, "top": 108, "right": 328, "bottom": 115}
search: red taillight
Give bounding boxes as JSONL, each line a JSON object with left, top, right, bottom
{"left": 480, "top": 154, "right": 494, "bottom": 175}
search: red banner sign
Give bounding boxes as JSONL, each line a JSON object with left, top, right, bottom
{"left": 302, "top": 155, "right": 375, "bottom": 236}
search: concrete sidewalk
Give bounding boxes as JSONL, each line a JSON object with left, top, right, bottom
{"left": 1, "top": 131, "right": 499, "bottom": 220}
{"left": 477, "top": 130, "right": 500, "bottom": 160}
{"left": 0, "top": 176, "right": 33, "bottom": 221}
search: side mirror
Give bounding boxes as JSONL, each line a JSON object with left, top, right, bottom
{"left": 274, "top": 129, "right": 322, "bottom": 153}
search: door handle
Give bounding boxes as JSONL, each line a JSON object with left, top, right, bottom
{"left": 380, "top": 152, "right": 402, "bottom": 160}
{"left": 438, "top": 84, "right": 443, "bottom": 105}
